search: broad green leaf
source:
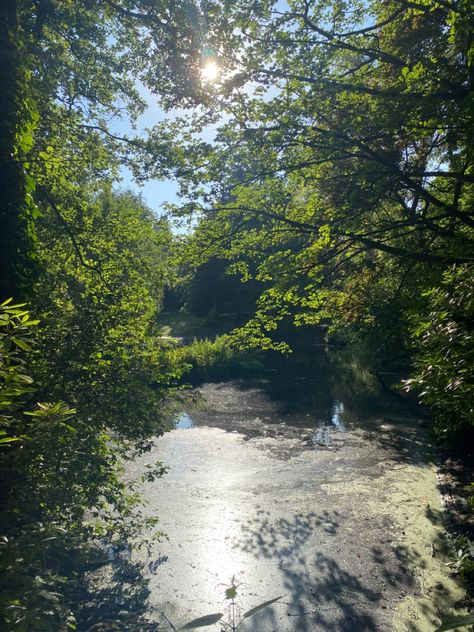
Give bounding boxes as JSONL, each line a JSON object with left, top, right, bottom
{"left": 11, "top": 337, "right": 32, "bottom": 351}
{"left": 242, "top": 595, "right": 284, "bottom": 619}
{"left": 17, "top": 374, "right": 34, "bottom": 383}
{"left": 4, "top": 304, "right": 27, "bottom": 310}
{"left": 60, "top": 423, "right": 77, "bottom": 433}
{"left": 179, "top": 613, "right": 223, "bottom": 629}
{"left": 436, "top": 614, "right": 474, "bottom": 631}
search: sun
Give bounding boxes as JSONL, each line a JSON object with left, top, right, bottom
{"left": 201, "top": 60, "right": 220, "bottom": 83}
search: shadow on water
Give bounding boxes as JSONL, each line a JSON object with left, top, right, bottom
{"left": 256, "top": 346, "right": 411, "bottom": 428}
{"left": 371, "top": 422, "right": 435, "bottom": 467}
{"left": 76, "top": 549, "right": 162, "bottom": 632}
{"left": 232, "top": 510, "right": 416, "bottom": 632}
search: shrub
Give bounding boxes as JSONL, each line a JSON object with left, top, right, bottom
{"left": 404, "top": 265, "right": 474, "bottom": 440}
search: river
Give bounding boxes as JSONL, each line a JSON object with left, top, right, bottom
{"left": 125, "top": 352, "right": 464, "bottom": 631}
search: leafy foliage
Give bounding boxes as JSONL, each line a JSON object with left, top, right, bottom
{"left": 0, "top": 300, "right": 80, "bottom": 630}
{"left": 0, "top": 3, "right": 199, "bottom": 628}
{"left": 32, "top": 188, "right": 181, "bottom": 440}
{"left": 405, "top": 265, "right": 474, "bottom": 439}
{"left": 1, "top": 0, "right": 473, "bottom": 628}
{"left": 0, "top": 188, "right": 185, "bottom": 630}
{"left": 0, "top": 290, "right": 175, "bottom": 630}
{"left": 150, "top": 0, "right": 473, "bottom": 434}
{"left": 168, "top": 335, "right": 266, "bottom": 382}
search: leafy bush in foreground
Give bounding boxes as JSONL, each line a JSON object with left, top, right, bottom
{"left": 0, "top": 299, "right": 164, "bottom": 631}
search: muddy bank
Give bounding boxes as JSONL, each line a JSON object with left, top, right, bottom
{"left": 127, "top": 381, "right": 466, "bottom": 631}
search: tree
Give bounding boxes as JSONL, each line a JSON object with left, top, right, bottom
{"left": 32, "top": 188, "right": 180, "bottom": 438}
{"left": 0, "top": 1, "right": 39, "bottom": 296}
{"left": 405, "top": 264, "right": 474, "bottom": 439}
{"left": 141, "top": 0, "right": 473, "bottom": 353}
{"left": 1, "top": 3, "right": 203, "bottom": 628}
{"left": 127, "top": 0, "right": 474, "bottom": 436}
{"left": 1, "top": 0, "right": 215, "bottom": 299}
{"left": 0, "top": 191, "right": 184, "bottom": 631}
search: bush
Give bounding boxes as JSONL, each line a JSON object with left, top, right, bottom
{"left": 0, "top": 299, "right": 160, "bottom": 631}
{"left": 169, "top": 335, "right": 265, "bottom": 382}
{"left": 404, "top": 265, "right": 474, "bottom": 440}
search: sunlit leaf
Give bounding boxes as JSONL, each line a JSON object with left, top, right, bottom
{"left": 225, "top": 585, "right": 237, "bottom": 600}
{"left": 11, "top": 337, "right": 32, "bottom": 351}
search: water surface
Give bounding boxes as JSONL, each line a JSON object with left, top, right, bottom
{"left": 124, "top": 350, "right": 450, "bottom": 631}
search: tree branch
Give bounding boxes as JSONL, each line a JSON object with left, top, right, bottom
{"left": 37, "top": 186, "right": 112, "bottom": 288}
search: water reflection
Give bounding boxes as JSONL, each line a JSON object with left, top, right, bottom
{"left": 253, "top": 346, "right": 408, "bottom": 430}
{"left": 174, "top": 348, "right": 411, "bottom": 438}
{"left": 199, "top": 499, "right": 245, "bottom": 592}
{"left": 175, "top": 412, "right": 194, "bottom": 429}
{"left": 331, "top": 402, "right": 347, "bottom": 432}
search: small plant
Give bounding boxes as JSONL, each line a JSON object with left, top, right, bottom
{"left": 163, "top": 577, "right": 283, "bottom": 631}
{"left": 435, "top": 532, "right": 474, "bottom": 632}
{"left": 446, "top": 534, "right": 474, "bottom": 581}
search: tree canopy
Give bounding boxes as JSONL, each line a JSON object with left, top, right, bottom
{"left": 149, "top": 0, "right": 473, "bottom": 431}
{"left": 0, "top": 0, "right": 473, "bottom": 629}
{"left": 0, "top": 2, "right": 193, "bottom": 629}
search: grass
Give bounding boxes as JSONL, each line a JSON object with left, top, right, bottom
{"left": 158, "top": 311, "right": 211, "bottom": 338}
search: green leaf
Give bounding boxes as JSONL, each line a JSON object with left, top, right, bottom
{"left": 11, "top": 337, "right": 32, "bottom": 351}
{"left": 225, "top": 585, "right": 237, "bottom": 599}
{"left": 17, "top": 374, "right": 34, "bottom": 383}
{"left": 60, "top": 423, "right": 77, "bottom": 433}
{"left": 435, "top": 614, "right": 474, "bottom": 631}
{"left": 4, "top": 303, "right": 27, "bottom": 310}
{"left": 0, "top": 437, "right": 22, "bottom": 444}
{"left": 242, "top": 595, "right": 284, "bottom": 619}
{"left": 179, "top": 613, "right": 223, "bottom": 629}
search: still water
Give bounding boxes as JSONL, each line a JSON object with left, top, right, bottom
{"left": 124, "top": 348, "right": 437, "bottom": 631}
{"left": 174, "top": 348, "right": 408, "bottom": 442}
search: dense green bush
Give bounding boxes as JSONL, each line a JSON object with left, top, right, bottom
{"left": 0, "top": 293, "right": 174, "bottom": 630}
{"left": 169, "top": 335, "right": 265, "bottom": 381}
{"left": 405, "top": 265, "right": 474, "bottom": 440}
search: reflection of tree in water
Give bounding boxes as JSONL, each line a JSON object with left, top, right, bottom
{"left": 257, "top": 344, "right": 408, "bottom": 431}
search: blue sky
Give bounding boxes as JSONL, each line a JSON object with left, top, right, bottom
{"left": 111, "top": 0, "right": 290, "bottom": 218}
{"left": 111, "top": 82, "right": 181, "bottom": 217}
